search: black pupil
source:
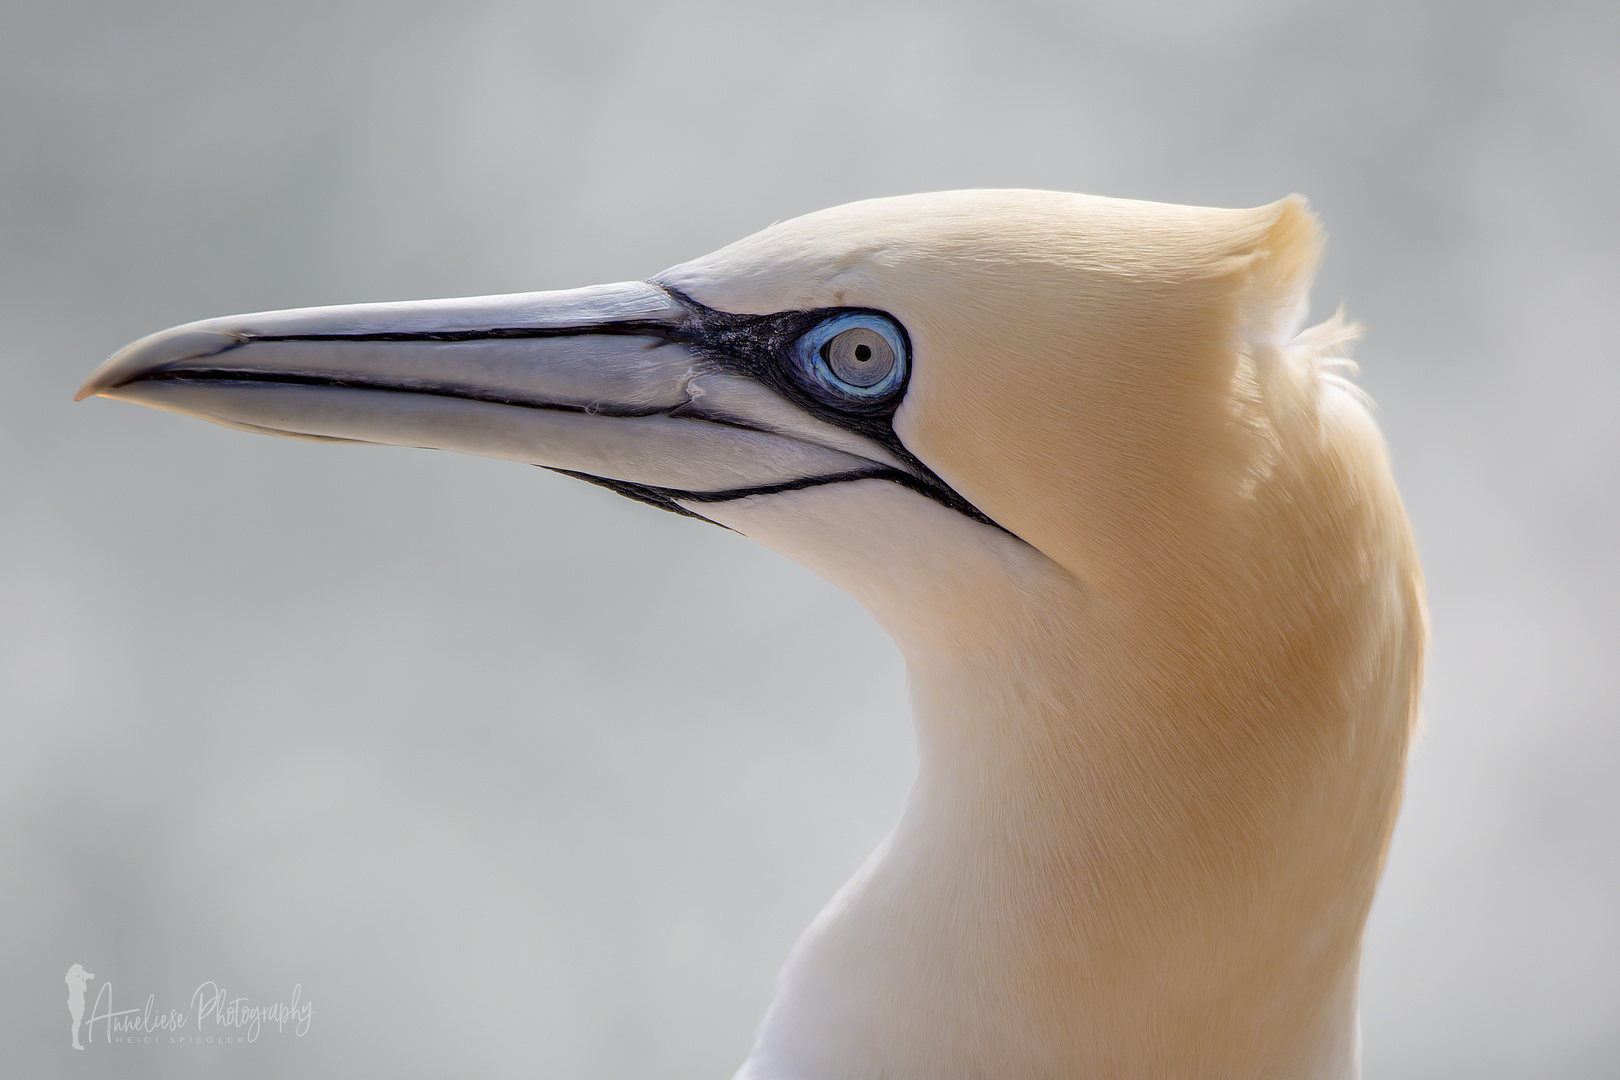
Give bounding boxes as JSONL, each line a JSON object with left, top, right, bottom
{"left": 854, "top": 344, "right": 872, "bottom": 363}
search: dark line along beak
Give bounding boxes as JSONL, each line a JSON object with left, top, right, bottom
{"left": 75, "top": 281, "right": 921, "bottom": 502}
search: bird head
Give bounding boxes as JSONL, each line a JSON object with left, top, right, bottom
{"left": 77, "top": 190, "right": 1336, "bottom": 661}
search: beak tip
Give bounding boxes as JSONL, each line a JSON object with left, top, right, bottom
{"left": 74, "top": 365, "right": 118, "bottom": 401}
{"left": 76, "top": 327, "right": 240, "bottom": 405}
{"left": 75, "top": 361, "right": 128, "bottom": 402}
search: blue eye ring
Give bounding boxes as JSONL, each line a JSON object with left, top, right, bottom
{"left": 791, "top": 311, "right": 909, "bottom": 402}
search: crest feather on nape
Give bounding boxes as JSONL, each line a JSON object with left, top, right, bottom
{"left": 1239, "top": 195, "right": 1323, "bottom": 349}
{"left": 1235, "top": 196, "right": 1370, "bottom": 415}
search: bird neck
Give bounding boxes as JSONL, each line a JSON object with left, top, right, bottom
{"left": 742, "top": 638, "right": 1370, "bottom": 1080}
{"left": 711, "top": 476, "right": 1415, "bottom": 1080}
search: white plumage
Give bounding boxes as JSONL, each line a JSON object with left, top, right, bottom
{"left": 80, "top": 190, "right": 1425, "bottom": 1079}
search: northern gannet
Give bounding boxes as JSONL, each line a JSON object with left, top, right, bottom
{"left": 78, "top": 190, "right": 1426, "bottom": 1080}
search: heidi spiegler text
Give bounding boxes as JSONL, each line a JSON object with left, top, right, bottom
{"left": 66, "top": 965, "right": 313, "bottom": 1049}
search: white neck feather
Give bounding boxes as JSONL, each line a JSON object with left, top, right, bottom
{"left": 695, "top": 474, "right": 1409, "bottom": 1080}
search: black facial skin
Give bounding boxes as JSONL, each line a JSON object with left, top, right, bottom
{"left": 577, "top": 284, "right": 1000, "bottom": 530}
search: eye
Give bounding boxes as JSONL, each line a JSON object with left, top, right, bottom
{"left": 791, "top": 312, "right": 908, "bottom": 402}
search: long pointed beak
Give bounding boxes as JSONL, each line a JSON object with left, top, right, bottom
{"left": 77, "top": 281, "right": 912, "bottom": 502}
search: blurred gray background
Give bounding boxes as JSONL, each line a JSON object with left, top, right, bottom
{"left": 2, "top": 1, "right": 1616, "bottom": 1076}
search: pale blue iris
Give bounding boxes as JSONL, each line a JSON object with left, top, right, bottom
{"left": 792, "top": 312, "right": 909, "bottom": 402}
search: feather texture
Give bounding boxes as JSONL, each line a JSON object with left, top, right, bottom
{"left": 665, "top": 190, "right": 1426, "bottom": 1080}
